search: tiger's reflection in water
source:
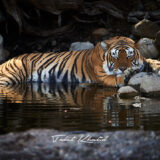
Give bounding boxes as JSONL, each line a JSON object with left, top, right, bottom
{"left": 0, "top": 83, "right": 141, "bottom": 133}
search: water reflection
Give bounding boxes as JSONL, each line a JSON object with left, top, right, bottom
{"left": 0, "top": 83, "right": 160, "bottom": 133}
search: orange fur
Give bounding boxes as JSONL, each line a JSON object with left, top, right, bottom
{"left": 0, "top": 36, "right": 146, "bottom": 87}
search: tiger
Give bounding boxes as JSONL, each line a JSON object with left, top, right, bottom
{"left": 0, "top": 36, "right": 147, "bottom": 87}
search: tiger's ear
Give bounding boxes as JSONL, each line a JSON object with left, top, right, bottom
{"left": 100, "top": 41, "right": 108, "bottom": 52}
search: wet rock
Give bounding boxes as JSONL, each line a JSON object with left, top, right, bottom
{"left": 118, "top": 86, "right": 139, "bottom": 98}
{"left": 132, "top": 103, "right": 141, "bottom": 108}
{"left": 128, "top": 72, "right": 151, "bottom": 86}
{"left": 140, "top": 73, "right": 160, "bottom": 96}
{"left": 133, "top": 19, "right": 160, "bottom": 39}
{"left": 92, "top": 28, "right": 109, "bottom": 38}
{"left": 69, "top": 41, "right": 94, "bottom": 51}
{"left": 136, "top": 38, "right": 159, "bottom": 58}
{"left": 128, "top": 72, "right": 160, "bottom": 97}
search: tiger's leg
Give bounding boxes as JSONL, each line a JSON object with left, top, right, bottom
{"left": 145, "top": 59, "right": 160, "bottom": 74}
{"left": 101, "top": 75, "right": 125, "bottom": 87}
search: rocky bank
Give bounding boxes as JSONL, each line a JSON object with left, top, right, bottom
{"left": 0, "top": 129, "right": 160, "bottom": 160}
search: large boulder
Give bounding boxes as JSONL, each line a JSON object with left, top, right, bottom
{"left": 136, "top": 38, "right": 159, "bottom": 58}
{"left": 133, "top": 19, "right": 160, "bottom": 39}
{"left": 69, "top": 41, "right": 94, "bottom": 51}
{"left": 140, "top": 74, "right": 160, "bottom": 96}
{"left": 118, "top": 86, "right": 139, "bottom": 98}
{"left": 0, "top": 35, "right": 9, "bottom": 63}
{"left": 128, "top": 72, "right": 148, "bottom": 86}
{"left": 128, "top": 72, "right": 160, "bottom": 97}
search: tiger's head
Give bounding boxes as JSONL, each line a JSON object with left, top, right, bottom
{"left": 98, "top": 36, "right": 145, "bottom": 76}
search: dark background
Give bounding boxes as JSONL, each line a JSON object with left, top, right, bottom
{"left": 0, "top": 0, "right": 160, "bottom": 58}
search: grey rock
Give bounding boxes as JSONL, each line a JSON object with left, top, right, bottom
{"left": 118, "top": 86, "right": 139, "bottom": 98}
{"left": 136, "top": 38, "right": 159, "bottom": 58}
{"left": 51, "top": 40, "right": 57, "bottom": 47}
{"left": 69, "top": 41, "right": 94, "bottom": 51}
{"left": 140, "top": 74, "right": 160, "bottom": 95}
{"left": 0, "top": 129, "right": 160, "bottom": 160}
{"left": 128, "top": 72, "right": 148, "bottom": 86}
{"left": 129, "top": 72, "right": 160, "bottom": 97}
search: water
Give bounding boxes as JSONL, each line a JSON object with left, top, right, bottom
{"left": 0, "top": 83, "right": 160, "bottom": 134}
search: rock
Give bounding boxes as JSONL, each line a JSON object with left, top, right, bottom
{"left": 155, "top": 30, "right": 160, "bottom": 48}
{"left": 118, "top": 86, "right": 139, "bottom": 98}
{"left": 150, "top": 10, "right": 160, "bottom": 20}
{"left": 140, "top": 74, "right": 160, "bottom": 96}
{"left": 0, "top": 10, "right": 5, "bottom": 23}
{"left": 128, "top": 72, "right": 147, "bottom": 86}
{"left": 128, "top": 72, "right": 160, "bottom": 97}
{"left": 128, "top": 11, "right": 145, "bottom": 23}
{"left": 0, "top": 35, "right": 6, "bottom": 63}
{"left": 133, "top": 19, "right": 160, "bottom": 39}
{"left": 0, "top": 129, "right": 160, "bottom": 160}
{"left": 143, "top": 0, "right": 159, "bottom": 10}
{"left": 0, "top": 35, "right": 10, "bottom": 64}
{"left": 136, "top": 38, "right": 159, "bottom": 58}
{"left": 132, "top": 103, "right": 141, "bottom": 108}
{"left": 92, "top": 28, "right": 109, "bottom": 38}
{"left": 69, "top": 41, "right": 94, "bottom": 51}
{"left": 51, "top": 40, "right": 57, "bottom": 47}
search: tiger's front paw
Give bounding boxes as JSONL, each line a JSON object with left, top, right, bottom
{"left": 123, "top": 67, "right": 141, "bottom": 84}
{"left": 116, "top": 74, "right": 125, "bottom": 87}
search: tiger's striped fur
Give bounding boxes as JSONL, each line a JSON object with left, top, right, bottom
{"left": 0, "top": 36, "right": 146, "bottom": 87}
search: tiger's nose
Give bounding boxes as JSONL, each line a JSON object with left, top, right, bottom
{"left": 119, "top": 66, "right": 127, "bottom": 72}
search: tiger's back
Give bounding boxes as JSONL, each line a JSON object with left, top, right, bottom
{"left": 0, "top": 50, "right": 96, "bottom": 85}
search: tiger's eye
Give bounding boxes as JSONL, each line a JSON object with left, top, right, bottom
{"left": 126, "top": 47, "right": 134, "bottom": 57}
{"left": 111, "top": 48, "right": 118, "bottom": 59}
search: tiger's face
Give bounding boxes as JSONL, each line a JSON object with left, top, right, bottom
{"left": 100, "top": 37, "right": 145, "bottom": 76}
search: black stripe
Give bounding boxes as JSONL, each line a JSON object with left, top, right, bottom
{"left": 70, "top": 51, "right": 83, "bottom": 83}
{"left": 13, "top": 60, "right": 24, "bottom": 82}
{"left": 48, "top": 64, "right": 58, "bottom": 82}
{"left": 5, "top": 66, "right": 20, "bottom": 83}
{"left": 44, "top": 52, "right": 57, "bottom": 58}
{"left": 30, "top": 53, "right": 41, "bottom": 61}
{"left": 30, "top": 53, "right": 43, "bottom": 81}
{"left": 57, "top": 52, "right": 72, "bottom": 78}
{"left": 1, "top": 73, "right": 16, "bottom": 84}
{"left": 21, "top": 54, "right": 29, "bottom": 81}
{"left": 38, "top": 55, "right": 58, "bottom": 70}
{"left": 81, "top": 50, "right": 88, "bottom": 82}
{"left": 59, "top": 51, "right": 68, "bottom": 58}
{"left": 10, "top": 63, "right": 23, "bottom": 83}
{"left": 73, "top": 51, "right": 84, "bottom": 74}
{"left": 62, "top": 71, "right": 68, "bottom": 83}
